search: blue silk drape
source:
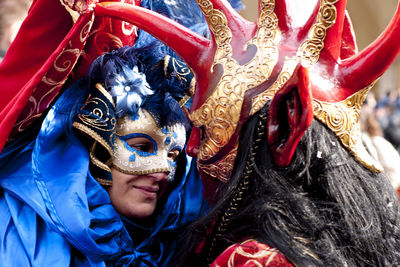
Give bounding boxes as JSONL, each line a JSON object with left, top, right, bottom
{"left": 0, "top": 80, "right": 208, "bottom": 266}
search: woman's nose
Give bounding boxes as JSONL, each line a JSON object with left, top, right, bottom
{"left": 151, "top": 172, "right": 168, "bottom": 182}
{"left": 186, "top": 127, "right": 200, "bottom": 157}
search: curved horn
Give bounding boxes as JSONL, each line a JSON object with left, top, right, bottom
{"left": 95, "top": 2, "right": 212, "bottom": 74}
{"left": 337, "top": 1, "right": 400, "bottom": 91}
{"left": 339, "top": 11, "right": 359, "bottom": 60}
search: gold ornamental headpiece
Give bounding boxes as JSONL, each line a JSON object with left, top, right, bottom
{"left": 94, "top": 0, "right": 400, "bottom": 183}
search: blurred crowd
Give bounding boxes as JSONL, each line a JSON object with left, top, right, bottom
{"left": 361, "top": 89, "right": 400, "bottom": 191}
{"left": 375, "top": 88, "right": 400, "bottom": 151}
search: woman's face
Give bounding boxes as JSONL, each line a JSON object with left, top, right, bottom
{"left": 108, "top": 109, "right": 186, "bottom": 219}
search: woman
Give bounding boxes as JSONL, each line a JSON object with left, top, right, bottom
{"left": 0, "top": 44, "right": 207, "bottom": 266}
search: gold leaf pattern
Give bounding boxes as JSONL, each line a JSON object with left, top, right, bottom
{"left": 313, "top": 85, "right": 383, "bottom": 172}
{"left": 298, "top": 0, "right": 339, "bottom": 65}
{"left": 211, "top": 239, "right": 289, "bottom": 267}
{"left": 191, "top": 0, "right": 380, "bottom": 180}
{"left": 191, "top": 0, "right": 280, "bottom": 182}
{"left": 197, "top": 145, "right": 238, "bottom": 182}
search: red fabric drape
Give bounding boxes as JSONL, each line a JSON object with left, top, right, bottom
{"left": 210, "top": 239, "right": 293, "bottom": 267}
{"left": 0, "top": 0, "right": 139, "bottom": 153}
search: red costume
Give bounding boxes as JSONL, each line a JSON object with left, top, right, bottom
{"left": 211, "top": 240, "right": 293, "bottom": 267}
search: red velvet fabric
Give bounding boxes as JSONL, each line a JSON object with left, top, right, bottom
{"left": 0, "top": 0, "right": 139, "bottom": 152}
{"left": 211, "top": 240, "right": 293, "bottom": 267}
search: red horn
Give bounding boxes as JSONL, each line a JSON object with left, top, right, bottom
{"left": 336, "top": 1, "right": 400, "bottom": 92}
{"left": 274, "top": 0, "right": 320, "bottom": 37}
{"left": 95, "top": 2, "right": 212, "bottom": 75}
{"left": 339, "top": 11, "right": 359, "bottom": 60}
{"left": 273, "top": 0, "right": 291, "bottom": 33}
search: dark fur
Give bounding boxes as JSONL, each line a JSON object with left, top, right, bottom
{"left": 179, "top": 104, "right": 400, "bottom": 266}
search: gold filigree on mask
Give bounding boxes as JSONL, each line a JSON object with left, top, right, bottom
{"left": 172, "top": 58, "right": 192, "bottom": 82}
{"left": 190, "top": 0, "right": 380, "bottom": 182}
{"left": 197, "top": 145, "right": 238, "bottom": 183}
{"left": 77, "top": 99, "right": 115, "bottom": 131}
{"left": 163, "top": 55, "right": 192, "bottom": 83}
{"left": 313, "top": 84, "right": 383, "bottom": 172}
{"left": 113, "top": 109, "right": 186, "bottom": 180}
{"left": 250, "top": 57, "right": 298, "bottom": 115}
{"left": 77, "top": 83, "right": 116, "bottom": 132}
{"left": 163, "top": 55, "right": 196, "bottom": 107}
{"left": 73, "top": 83, "right": 116, "bottom": 156}
{"left": 191, "top": 0, "right": 281, "bottom": 169}
{"left": 251, "top": 0, "right": 340, "bottom": 114}
{"left": 298, "top": 0, "right": 339, "bottom": 65}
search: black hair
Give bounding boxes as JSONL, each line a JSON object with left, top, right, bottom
{"left": 178, "top": 103, "right": 400, "bottom": 266}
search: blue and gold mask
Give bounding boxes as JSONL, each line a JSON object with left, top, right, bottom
{"left": 113, "top": 109, "right": 186, "bottom": 181}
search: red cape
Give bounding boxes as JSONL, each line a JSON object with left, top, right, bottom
{"left": 0, "top": 0, "right": 139, "bottom": 152}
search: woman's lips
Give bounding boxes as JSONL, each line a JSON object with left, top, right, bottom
{"left": 133, "top": 185, "right": 159, "bottom": 198}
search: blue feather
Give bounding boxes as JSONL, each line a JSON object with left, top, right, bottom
{"left": 85, "top": 42, "right": 189, "bottom": 129}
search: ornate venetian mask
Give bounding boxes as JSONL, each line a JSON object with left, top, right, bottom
{"left": 113, "top": 108, "right": 186, "bottom": 181}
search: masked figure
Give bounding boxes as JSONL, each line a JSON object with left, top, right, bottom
{"left": 0, "top": 40, "right": 210, "bottom": 266}
{"left": 0, "top": 0, "right": 236, "bottom": 265}
{"left": 94, "top": 0, "right": 400, "bottom": 266}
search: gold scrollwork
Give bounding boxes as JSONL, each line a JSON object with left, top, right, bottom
{"left": 298, "top": 0, "right": 339, "bottom": 65}
{"left": 76, "top": 84, "right": 116, "bottom": 132}
{"left": 198, "top": 146, "right": 238, "bottom": 182}
{"left": 163, "top": 55, "right": 192, "bottom": 83}
{"left": 77, "top": 97, "right": 116, "bottom": 132}
{"left": 192, "top": 0, "right": 281, "bottom": 172}
{"left": 192, "top": 0, "right": 378, "bottom": 180}
{"left": 53, "top": 48, "right": 81, "bottom": 72}
{"left": 313, "top": 85, "right": 383, "bottom": 172}
{"left": 249, "top": 0, "right": 379, "bottom": 172}
{"left": 250, "top": 57, "right": 298, "bottom": 116}
{"left": 172, "top": 58, "right": 192, "bottom": 82}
